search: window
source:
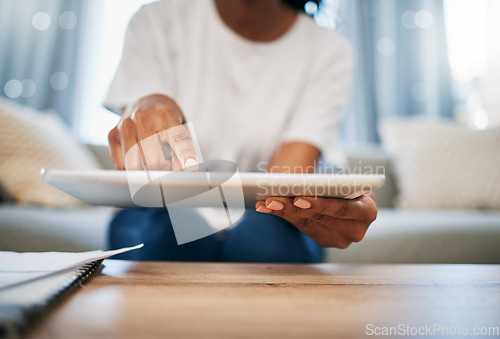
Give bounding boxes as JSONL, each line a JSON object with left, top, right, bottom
{"left": 78, "top": 0, "right": 152, "bottom": 144}
{"left": 444, "top": 0, "right": 500, "bottom": 128}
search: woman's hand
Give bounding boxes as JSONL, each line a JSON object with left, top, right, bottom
{"left": 255, "top": 192, "right": 378, "bottom": 248}
{"left": 108, "top": 94, "right": 199, "bottom": 171}
{"left": 259, "top": 142, "right": 378, "bottom": 248}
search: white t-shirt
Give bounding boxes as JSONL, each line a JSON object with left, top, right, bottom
{"left": 105, "top": 0, "right": 354, "bottom": 171}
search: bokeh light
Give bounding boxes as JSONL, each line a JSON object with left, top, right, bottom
{"left": 58, "top": 11, "right": 77, "bottom": 30}
{"left": 377, "top": 37, "right": 396, "bottom": 56}
{"left": 4, "top": 80, "right": 23, "bottom": 98}
{"left": 50, "top": 72, "right": 69, "bottom": 91}
{"left": 32, "top": 12, "right": 51, "bottom": 31}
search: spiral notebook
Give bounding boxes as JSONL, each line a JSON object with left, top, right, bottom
{"left": 0, "top": 244, "right": 143, "bottom": 337}
{"left": 0, "top": 260, "right": 102, "bottom": 336}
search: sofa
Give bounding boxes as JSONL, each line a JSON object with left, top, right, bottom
{"left": 2, "top": 144, "right": 500, "bottom": 264}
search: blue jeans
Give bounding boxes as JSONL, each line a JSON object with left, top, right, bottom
{"left": 108, "top": 208, "right": 324, "bottom": 263}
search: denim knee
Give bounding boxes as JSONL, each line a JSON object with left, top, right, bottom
{"left": 108, "top": 208, "right": 220, "bottom": 261}
{"left": 221, "top": 211, "right": 324, "bottom": 263}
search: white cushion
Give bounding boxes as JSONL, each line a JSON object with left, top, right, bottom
{"left": 327, "top": 208, "right": 500, "bottom": 263}
{"left": 0, "top": 98, "right": 101, "bottom": 207}
{"left": 379, "top": 118, "right": 500, "bottom": 209}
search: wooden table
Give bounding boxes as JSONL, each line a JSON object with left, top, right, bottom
{"left": 31, "top": 261, "right": 500, "bottom": 338}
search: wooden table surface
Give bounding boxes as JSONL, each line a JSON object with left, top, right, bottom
{"left": 31, "top": 261, "right": 500, "bottom": 339}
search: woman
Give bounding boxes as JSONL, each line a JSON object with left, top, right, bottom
{"left": 105, "top": 0, "right": 377, "bottom": 262}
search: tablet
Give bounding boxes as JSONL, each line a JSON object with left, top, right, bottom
{"left": 41, "top": 168, "right": 385, "bottom": 209}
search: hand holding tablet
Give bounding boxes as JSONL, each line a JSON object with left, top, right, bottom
{"left": 42, "top": 164, "right": 384, "bottom": 248}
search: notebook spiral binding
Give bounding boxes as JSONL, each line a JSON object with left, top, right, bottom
{"left": 0, "top": 259, "right": 103, "bottom": 339}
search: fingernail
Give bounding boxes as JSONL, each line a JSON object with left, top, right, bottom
{"left": 184, "top": 158, "right": 198, "bottom": 171}
{"left": 257, "top": 205, "right": 271, "bottom": 213}
{"left": 294, "top": 198, "right": 311, "bottom": 209}
{"left": 266, "top": 200, "right": 284, "bottom": 211}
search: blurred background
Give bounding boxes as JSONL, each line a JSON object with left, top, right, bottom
{"left": 1, "top": 0, "right": 499, "bottom": 263}
{"left": 1, "top": 0, "right": 499, "bottom": 145}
